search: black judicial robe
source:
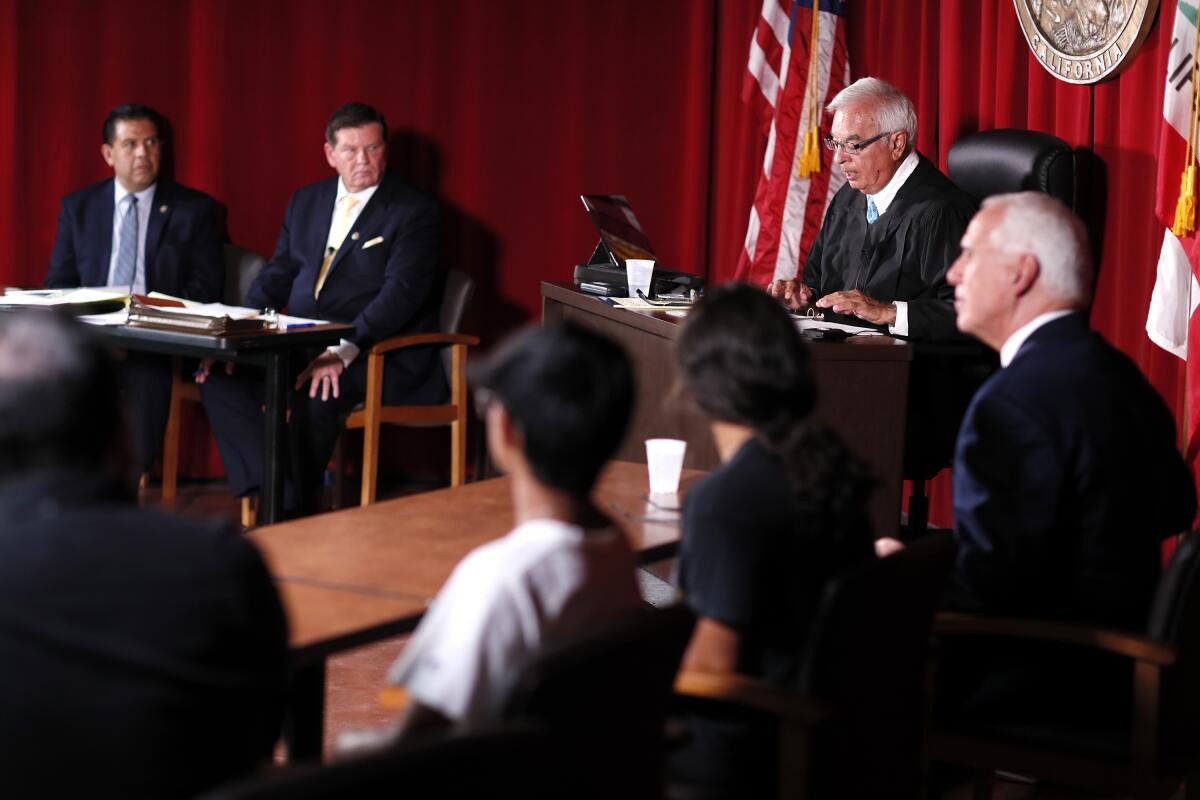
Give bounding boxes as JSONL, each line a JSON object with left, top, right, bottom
{"left": 803, "top": 154, "right": 976, "bottom": 341}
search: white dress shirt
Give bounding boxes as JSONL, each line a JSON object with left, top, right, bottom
{"left": 999, "top": 309, "right": 1076, "bottom": 367}
{"left": 107, "top": 182, "right": 156, "bottom": 295}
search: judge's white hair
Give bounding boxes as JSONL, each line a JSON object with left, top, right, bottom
{"left": 982, "top": 192, "right": 1092, "bottom": 307}
{"left": 827, "top": 77, "right": 917, "bottom": 143}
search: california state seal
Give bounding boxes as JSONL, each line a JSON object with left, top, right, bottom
{"left": 1014, "top": 0, "right": 1160, "bottom": 84}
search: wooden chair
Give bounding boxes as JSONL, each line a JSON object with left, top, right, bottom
{"left": 161, "top": 244, "right": 263, "bottom": 526}
{"left": 338, "top": 268, "right": 477, "bottom": 505}
{"left": 927, "top": 532, "right": 1200, "bottom": 800}
{"left": 197, "top": 722, "right": 559, "bottom": 799}
{"left": 672, "top": 533, "right": 958, "bottom": 800}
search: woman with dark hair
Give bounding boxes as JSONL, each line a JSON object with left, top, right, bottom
{"left": 670, "top": 283, "right": 876, "bottom": 797}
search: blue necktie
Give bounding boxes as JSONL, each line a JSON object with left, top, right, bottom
{"left": 113, "top": 195, "right": 139, "bottom": 290}
{"left": 866, "top": 198, "right": 879, "bottom": 225}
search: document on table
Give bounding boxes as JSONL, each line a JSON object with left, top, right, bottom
{"left": 0, "top": 287, "right": 126, "bottom": 306}
{"left": 794, "top": 317, "right": 884, "bottom": 336}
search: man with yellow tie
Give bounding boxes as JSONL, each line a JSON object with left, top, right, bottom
{"left": 198, "top": 102, "right": 444, "bottom": 516}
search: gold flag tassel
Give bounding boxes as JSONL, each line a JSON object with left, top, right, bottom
{"left": 1175, "top": 165, "right": 1196, "bottom": 238}
{"left": 1173, "top": 24, "right": 1200, "bottom": 237}
{"left": 796, "top": 2, "right": 822, "bottom": 178}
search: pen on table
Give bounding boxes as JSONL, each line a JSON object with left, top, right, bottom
{"left": 286, "top": 322, "right": 318, "bottom": 329}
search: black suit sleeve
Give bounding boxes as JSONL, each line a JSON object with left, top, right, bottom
{"left": 946, "top": 390, "right": 1061, "bottom": 614}
{"left": 246, "top": 196, "right": 304, "bottom": 312}
{"left": 45, "top": 198, "right": 82, "bottom": 288}
{"left": 905, "top": 199, "right": 972, "bottom": 340}
{"left": 802, "top": 201, "right": 832, "bottom": 296}
{"left": 179, "top": 195, "right": 224, "bottom": 303}
{"left": 214, "top": 530, "right": 289, "bottom": 760}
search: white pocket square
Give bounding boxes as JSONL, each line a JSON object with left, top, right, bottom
{"left": 362, "top": 236, "right": 385, "bottom": 250}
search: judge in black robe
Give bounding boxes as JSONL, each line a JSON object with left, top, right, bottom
{"left": 803, "top": 154, "right": 976, "bottom": 340}
{"left": 770, "top": 77, "right": 976, "bottom": 342}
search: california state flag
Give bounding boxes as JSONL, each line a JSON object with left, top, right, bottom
{"left": 1149, "top": 0, "right": 1200, "bottom": 465}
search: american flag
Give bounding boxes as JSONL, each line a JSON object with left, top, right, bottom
{"left": 735, "top": 0, "right": 850, "bottom": 286}
{"left": 1148, "top": 1, "right": 1200, "bottom": 476}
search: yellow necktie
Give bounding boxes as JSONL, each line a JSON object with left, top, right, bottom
{"left": 314, "top": 196, "right": 360, "bottom": 298}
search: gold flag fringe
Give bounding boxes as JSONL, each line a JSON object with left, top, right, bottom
{"left": 796, "top": 3, "right": 822, "bottom": 179}
{"left": 1172, "top": 22, "right": 1200, "bottom": 237}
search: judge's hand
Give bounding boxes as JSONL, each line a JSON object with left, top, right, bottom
{"left": 815, "top": 290, "right": 897, "bottom": 326}
{"left": 296, "top": 350, "right": 345, "bottom": 401}
{"left": 767, "top": 279, "right": 814, "bottom": 311}
{"left": 193, "top": 357, "right": 234, "bottom": 384}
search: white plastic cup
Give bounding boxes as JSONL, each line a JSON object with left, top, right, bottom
{"left": 625, "top": 259, "right": 655, "bottom": 299}
{"left": 645, "top": 438, "right": 687, "bottom": 494}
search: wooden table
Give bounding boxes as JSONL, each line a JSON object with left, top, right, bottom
{"left": 542, "top": 281, "right": 913, "bottom": 537}
{"left": 251, "top": 460, "right": 700, "bottom": 760}
{"left": 89, "top": 321, "right": 353, "bottom": 523}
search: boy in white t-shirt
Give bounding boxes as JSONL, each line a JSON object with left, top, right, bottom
{"left": 384, "top": 322, "right": 643, "bottom": 741}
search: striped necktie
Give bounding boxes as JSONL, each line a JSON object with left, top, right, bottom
{"left": 113, "top": 195, "right": 139, "bottom": 290}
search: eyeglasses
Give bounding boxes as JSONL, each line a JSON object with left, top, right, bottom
{"left": 822, "top": 130, "right": 895, "bottom": 155}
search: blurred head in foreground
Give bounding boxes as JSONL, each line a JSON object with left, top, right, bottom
{"left": 0, "top": 311, "right": 126, "bottom": 482}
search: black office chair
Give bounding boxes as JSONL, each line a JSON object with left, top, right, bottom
{"left": 903, "top": 129, "right": 1076, "bottom": 537}
{"left": 946, "top": 128, "right": 1076, "bottom": 209}
{"left": 673, "top": 533, "right": 958, "bottom": 799}
{"left": 503, "top": 603, "right": 696, "bottom": 800}
{"left": 929, "top": 533, "right": 1200, "bottom": 800}
{"left": 198, "top": 721, "right": 559, "bottom": 799}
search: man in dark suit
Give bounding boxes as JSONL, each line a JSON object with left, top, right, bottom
{"left": 198, "top": 102, "right": 444, "bottom": 514}
{"left": 0, "top": 311, "right": 287, "bottom": 798}
{"left": 767, "top": 77, "right": 976, "bottom": 341}
{"left": 940, "top": 191, "right": 1195, "bottom": 722}
{"left": 45, "top": 103, "right": 224, "bottom": 477}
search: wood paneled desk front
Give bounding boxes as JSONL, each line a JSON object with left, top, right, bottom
{"left": 250, "top": 460, "right": 699, "bottom": 760}
{"left": 541, "top": 281, "right": 913, "bottom": 538}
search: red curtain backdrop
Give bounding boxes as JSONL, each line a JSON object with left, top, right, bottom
{"left": 0, "top": 0, "right": 1185, "bottom": 504}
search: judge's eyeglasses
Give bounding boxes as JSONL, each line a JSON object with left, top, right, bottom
{"left": 822, "top": 130, "right": 896, "bottom": 155}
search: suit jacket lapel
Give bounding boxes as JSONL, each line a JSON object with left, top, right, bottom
{"left": 328, "top": 175, "right": 390, "bottom": 278}
{"left": 89, "top": 181, "right": 116, "bottom": 280}
{"left": 144, "top": 182, "right": 171, "bottom": 289}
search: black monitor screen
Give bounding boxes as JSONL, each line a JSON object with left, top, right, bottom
{"left": 580, "top": 194, "right": 658, "bottom": 267}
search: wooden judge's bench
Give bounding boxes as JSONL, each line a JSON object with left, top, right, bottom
{"left": 541, "top": 281, "right": 915, "bottom": 538}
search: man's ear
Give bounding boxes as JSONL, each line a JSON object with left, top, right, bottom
{"left": 890, "top": 130, "right": 908, "bottom": 161}
{"left": 1012, "top": 253, "right": 1041, "bottom": 297}
{"left": 101, "top": 143, "right": 115, "bottom": 168}
{"left": 323, "top": 141, "right": 337, "bottom": 170}
{"left": 486, "top": 403, "right": 524, "bottom": 475}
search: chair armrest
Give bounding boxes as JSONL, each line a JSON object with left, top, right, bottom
{"left": 934, "top": 612, "right": 1177, "bottom": 666}
{"left": 673, "top": 669, "right": 831, "bottom": 725}
{"left": 378, "top": 686, "right": 410, "bottom": 710}
{"left": 367, "top": 333, "right": 479, "bottom": 355}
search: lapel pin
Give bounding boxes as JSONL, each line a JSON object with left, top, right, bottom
{"left": 351, "top": 231, "right": 360, "bottom": 241}
{"left": 159, "top": 205, "right": 168, "bottom": 213}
